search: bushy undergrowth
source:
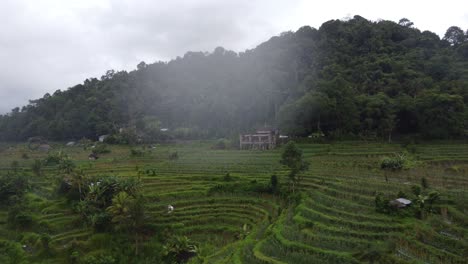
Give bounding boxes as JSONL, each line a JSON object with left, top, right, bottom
{"left": 380, "top": 153, "right": 406, "bottom": 170}
{"left": 92, "top": 144, "right": 111, "bottom": 154}
{"left": 380, "top": 152, "right": 419, "bottom": 170}
{"left": 0, "top": 141, "right": 466, "bottom": 264}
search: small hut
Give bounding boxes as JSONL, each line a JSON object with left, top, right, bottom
{"left": 389, "top": 198, "right": 412, "bottom": 208}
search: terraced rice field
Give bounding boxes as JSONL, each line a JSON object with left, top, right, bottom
{"left": 0, "top": 141, "right": 467, "bottom": 263}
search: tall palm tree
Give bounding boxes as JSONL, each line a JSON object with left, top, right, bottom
{"left": 106, "top": 191, "right": 134, "bottom": 231}
{"left": 106, "top": 191, "right": 146, "bottom": 255}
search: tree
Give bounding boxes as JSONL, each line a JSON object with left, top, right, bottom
{"left": 280, "top": 141, "right": 309, "bottom": 193}
{"left": 0, "top": 239, "right": 26, "bottom": 264}
{"left": 58, "top": 157, "right": 75, "bottom": 174}
{"left": 140, "top": 116, "right": 161, "bottom": 142}
{"left": 270, "top": 174, "right": 278, "bottom": 193}
{"left": 31, "top": 159, "right": 42, "bottom": 177}
{"left": 416, "top": 92, "right": 465, "bottom": 138}
{"left": 39, "top": 234, "right": 51, "bottom": 254}
{"left": 106, "top": 192, "right": 134, "bottom": 230}
{"left": 71, "top": 170, "right": 86, "bottom": 200}
{"left": 0, "top": 174, "right": 29, "bottom": 203}
{"left": 106, "top": 191, "right": 145, "bottom": 255}
{"left": 10, "top": 161, "right": 19, "bottom": 174}
{"left": 357, "top": 93, "right": 396, "bottom": 142}
{"left": 163, "top": 236, "right": 198, "bottom": 263}
{"left": 0, "top": 16, "right": 468, "bottom": 142}
{"left": 398, "top": 18, "right": 414, "bottom": 27}
{"left": 137, "top": 61, "right": 147, "bottom": 70}
{"left": 444, "top": 26, "right": 465, "bottom": 46}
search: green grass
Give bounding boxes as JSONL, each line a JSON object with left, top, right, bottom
{"left": 0, "top": 140, "right": 467, "bottom": 263}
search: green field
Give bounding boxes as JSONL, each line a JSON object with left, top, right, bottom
{"left": 0, "top": 141, "right": 467, "bottom": 263}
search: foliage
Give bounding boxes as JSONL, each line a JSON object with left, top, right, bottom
{"left": 92, "top": 144, "right": 111, "bottom": 154}
{"left": 222, "top": 172, "right": 232, "bottom": 182}
{"left": 31, "top": 159, "right": 43, "bottom": 177}
{"left": 169, "top": 151, "right": 179, "bottom": 160}
{"left": 82, "top": 253, "right": 116, "bottom": 264}
{"left": 0, "top": 240, "right": 26, "bottom": 264}
{"left": 130, "top": 149, "right": 145, "bottom": 157}
{"left": 69, "top": 176, "right": 142, "bottom": 232}
{"left": 414, "top": 191, "right": 441, "bottom": 218}
{"left": 374, "top": 193, "right": 395, "bottom": 214}
{"left": 163, "top": 236, "right": 198, "bottom": 263}
{"left": 43, "top": 152, "right": 63, "bottom": 165}
{"left": 380, "top": 153, "right": 407, "bottom": 170}
{"left": 421, "top": 177, "right": 429, "bottom": 189}
{"left": 352, "top": 241, "right": 394, "bottom": 264}
{"left": 212, "top": 139, "right": 228, "bottom": 150}
{"left": 0, "top": 16, "right": 467, "bottom": 141}
{"left": 0, "top": 141, "right": 466, "bottom": 263}
{"left": 207, "top": 181, "right": 271, "bottom": 195}
{"left": 0, "top": 174, "right": 29, "bottom": 203}
{"left": 59, "top": 157, "right": 76, "bottom": 174}
{"left": 270, "top": 174, "right": 279, "bottom": 193}
{"left": 280, "top": 141, "right": 309, "bottom": 193}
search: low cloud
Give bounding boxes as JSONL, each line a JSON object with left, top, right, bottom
{"left": 0, "top": 0, "right": 467, "bottom": 113}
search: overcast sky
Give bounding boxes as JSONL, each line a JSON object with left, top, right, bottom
{"left": 1, "top": 0, "right": 467, "bottom": 113}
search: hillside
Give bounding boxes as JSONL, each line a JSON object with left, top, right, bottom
{"left": 1, "top": 16, "right": 467, "bottom": 141}
{"left": 0, "top": 141, "right": 467, "bottom": 263}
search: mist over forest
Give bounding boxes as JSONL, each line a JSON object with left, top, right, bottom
{"left": 1, "top": 15, "right": 467, "bottom": 141}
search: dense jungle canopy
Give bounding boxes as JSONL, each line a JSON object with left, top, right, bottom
{"left": 1, "top": 16, "right": 467, "bottom": 141}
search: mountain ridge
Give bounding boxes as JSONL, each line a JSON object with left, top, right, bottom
{"left": 1, "top": 15, "right": 467, "bottom": 141}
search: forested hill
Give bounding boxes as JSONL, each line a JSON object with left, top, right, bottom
{"left": 1, "top": 16, "right": 468, "bottom": 141}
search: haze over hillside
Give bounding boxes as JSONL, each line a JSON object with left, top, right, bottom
{"left": 0, "top": 5, "right": 468, "bottom": 264}
{"left": 1, "top": 16, "right": 468, "bottom": 141}
{"left": 2, "top": 0, "right": 467, "bottom": 114}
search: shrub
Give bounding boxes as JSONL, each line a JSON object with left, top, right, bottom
{"left": 208, "top": 181, "right": 270, "bottom": 195}
{"left": 43, "top": 153, "right": 62, "bottom": 165}
{"left": 169, "top": 151, "right": 178, "bottom": 160}
{"left": 421, "top": 177, "right": 429, "bottom": 189}
{"left": 411, "top": 185, "right": 422, "bottom": 196}
{"left": 223, "top": 173, "right": 232, "bottom": 182}
{"left": 163, "top": 236, "right": 198, "bottom": 263}
{"left": 406, "top": 144, "right": 417, "bottom": 154}
{"left": 270, "top": 174, "right": 279, "bottom": 193}
{"left": 8, "top": 210, "right": 34, "bottom": 229}
{"left": 130, "top": 149, "right": 144, "bottom": 157}
{"left": 82, "top": 252, "right": 116, "bottom": 264}
{"left": 375, "top": 193, "right": 393, "bottom": 214}
{"left": 38, "top": 220, "right": 52, "bottom": 233}
{"left": 380, "top": 153, "right": 406, "bottom": 170}
{"left": 20, "top": 232, "right": 41, "bottom": 249}
{"left": 92, "top": 144, "right": 111, "bottom": 154}
{"left": 212, "top": 139, "right": 228, "bottom": 150}
{"left": 0, "top": 174, "right": 29, "bottom": 202}
{"left": 31, "top": 159, "right": 42, "bottom": 176}
{"left": 104, "top": 133, "right": 136, "bottom": 145}
{"left": 10, "top": 161, "right": 19, "bottom": 173}
{"left": 397, "top": 191, "right": 407, "bottom": 198}
{"left": 0, "top": 239, "right": 26, "bottom": 264}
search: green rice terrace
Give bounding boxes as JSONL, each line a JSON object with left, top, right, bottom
{"left": 0, "top": 140, "right": 467, "bottom": 263}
